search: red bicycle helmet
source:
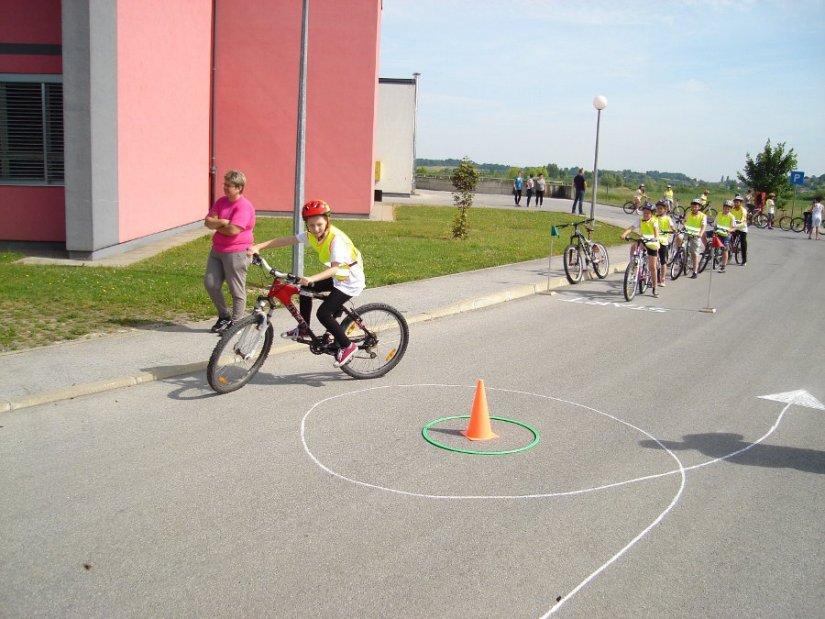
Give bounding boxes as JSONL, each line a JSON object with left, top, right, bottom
{"left": 301, "top": 199, "right": 331, "bottom": 219}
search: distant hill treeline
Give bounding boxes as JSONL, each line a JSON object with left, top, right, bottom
{"left": 416, "top": 158, "right": 704, "bottom": 189}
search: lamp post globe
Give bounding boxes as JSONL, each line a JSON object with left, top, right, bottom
{"left": 593, "top": 95, "right": 608, "bottom": 111}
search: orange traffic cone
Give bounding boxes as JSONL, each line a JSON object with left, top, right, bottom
{"left": 462, "top": 379, "right": 498, "bottom": 441}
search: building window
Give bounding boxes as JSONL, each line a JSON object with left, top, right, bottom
{"left": 0, "top": 77, "right": 64, "bottom": 185}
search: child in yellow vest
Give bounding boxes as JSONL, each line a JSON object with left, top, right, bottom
{"left": 621, "top": 203, "right": 661, "bottom": 297}
{"left": 249, "top": 199, "right": 364, "bottom": 368}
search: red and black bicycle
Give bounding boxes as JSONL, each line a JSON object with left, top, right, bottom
{"left": 207, "top": 254, "right": 409, "bottom": 393}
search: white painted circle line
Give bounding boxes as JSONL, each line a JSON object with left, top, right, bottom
{"left": 300, "top": 385, "right": 799, "bottom": 617}
{"left": 300, "top": 383, "right": 686, "bottom": 499}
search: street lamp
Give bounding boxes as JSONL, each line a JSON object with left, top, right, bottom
{"left": 589, "top": 95, "right": 608, "bottom": 223}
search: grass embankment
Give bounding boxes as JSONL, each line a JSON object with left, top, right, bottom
{"left": 0, "top": 205, "right": 623, "bottom": 352}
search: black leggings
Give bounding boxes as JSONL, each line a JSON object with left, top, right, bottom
{"left": 299, "top": 278, "right": 352, "bottom": 347}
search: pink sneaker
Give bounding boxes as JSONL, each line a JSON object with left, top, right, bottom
{"left": 334, "top": 342, "right": 358, "bottom": 367}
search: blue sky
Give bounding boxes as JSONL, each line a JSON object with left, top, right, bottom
{"left": 379, "top": 0, "right": 825, "bottom": 182}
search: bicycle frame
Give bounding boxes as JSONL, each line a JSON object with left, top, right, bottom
{"left": 252, "top": 255, "right": 366, "bottom": 356}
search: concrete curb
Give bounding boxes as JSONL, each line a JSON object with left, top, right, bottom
{"left": 1, "top": 259, "right": 631, "bottom": 413}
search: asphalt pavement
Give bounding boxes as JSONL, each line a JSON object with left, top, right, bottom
{"left": 0, "top": 191, "right": 637, "bottom": 413}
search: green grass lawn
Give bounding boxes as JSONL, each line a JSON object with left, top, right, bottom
{"left": 0, "top": 205, "right": 622, "bottom": 352}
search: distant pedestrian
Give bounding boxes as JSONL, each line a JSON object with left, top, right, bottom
{"left": 572, "top": 168, "right": 586, "bottom": 214}
{"left": 765, "top": 193, "right": 776, "bottom": 229}
{"left": 204, "top": 170, "right": 256, "bottom": 334}
{"left": 809, "top": 196, "right": 823, "bottom": 240}
{"left": 513, "top": 172, "right": 523, "bottom": 206}
{"left": 535, "top": 174, "right": 546, "bottom": 206}
{"left": 525, "top": 175, "right": 535, "bottom": 207}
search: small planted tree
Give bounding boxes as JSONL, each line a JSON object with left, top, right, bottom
{"left": 737, "top": 139, "right": 798, "bottom": 201}
{"left": 450, "top": 157, "right": 479, "bottom": 239}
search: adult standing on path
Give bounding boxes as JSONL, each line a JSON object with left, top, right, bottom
{"left": 572, "top": 168, "right": 586, "bottom": 214}
{"left": 809, "top": 196, "right": 823, "bottom": 240}
{"left": 513, "top": 172, "right": 524, "bottom": 206}
{"left": 525, "top": 175, "right": 535, "bottom": 207}
{"left": 204, "top": 170, "right": 256, "bottom": 334}
{"left": 535, "top": 173, "right": 546, "bottom": 207}
{"left": 765, "top": 193, "right": 776, "bottom": 229}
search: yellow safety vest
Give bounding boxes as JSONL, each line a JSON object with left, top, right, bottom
{"left": 639, "top": 218, "right": 660, "bottom": 250}
{"left": 715, "top": 212, "right": 735, "bottom": 237}
{"left": 664, "top": 189, "right": 674, "bottom": 201}
{"left": 685, "top": 212, "right": 706, "bottom": 235}
{"left": 657, "top": 214, "right": 671, "bottom": 245}
{"left": 307, "top": 224, "right": 361, "bottom": 281}
{"left": 731, "top": 206, "right": 747, "bottom": 231}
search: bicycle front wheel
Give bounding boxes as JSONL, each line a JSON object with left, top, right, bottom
{"left": 698, "top": 248, "right": 711, "bottom": 273}
{"left": 623, "top": 201, "right": 637, "bottom": 214}
{"left": 753, "top": 213, "right": 767, "bottom": 229}
{"left": 207, "top": 315, "right": 274, "bottom": 394}
{"left": 670, "top": 248, "right": 684, "bottom": 280}
{"left": 672, "top": 205, "right": 685, "bottom": 218}
{"left": 706, "top": 208, "right": 717, "bottom": 224}
{"left": 732, "top": 237, "right": 743, "bottom": 264}
{"left": 790, "top": 217, "right": 805, "bottom": 233}
{"left": 339, "top": 303, "right": 409, "bottom": 379}
{"left": 623, "top": 259, "right": 639, "bottom": 301}
{"left": 591, "top": 242, "right": 610, "bottom": 279}
{"left": 563, "top": 244, "right": 584, "bottom": 284}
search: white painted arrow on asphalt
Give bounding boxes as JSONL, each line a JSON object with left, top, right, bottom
{"left": 758, "top": 389, "right": 825, "bottom": 410}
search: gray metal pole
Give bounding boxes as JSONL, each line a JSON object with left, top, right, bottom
{"left": 292, "top": 0, "right": 309, "bottom": 275}
{"left": 589, "top": 108, "right": 602, "bottom": 223}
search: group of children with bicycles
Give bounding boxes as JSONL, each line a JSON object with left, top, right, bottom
{"left": 621, "top": 193, "right": 750, "bottom": 298}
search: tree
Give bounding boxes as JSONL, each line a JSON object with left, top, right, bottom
{"left": 737, "top": 139, "right": 798, "bottom": 198}
{"left": 450, "top": 157, "right": 479, "bottom": 239}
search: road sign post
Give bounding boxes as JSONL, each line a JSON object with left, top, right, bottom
{"left": 790, "top": 171, "right": 804, "bottom": 215}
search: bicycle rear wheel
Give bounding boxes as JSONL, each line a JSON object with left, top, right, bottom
{"left": 591, "top": 242, "right": 610, "bottom": 279}
{"left": 207, "top": 314, "right": 273, "bottom": 394}
{"left": 623, "top": 201, "right": 637, "bottom": 214}
{"left": 706, "top": 208, "right": 717, "bottom": 224}
{"left": 563, "top": 244, "right": 584, "bottom": 284}
{"left": 623, "top": 259, "right": 639, "bottom": 301}
{"left": 339, "top": 303, "right": 409, "bottom": 379}
{"left": 638, "top": 261, "right": 649, "bottom": 294}
{"left": 790, "top": 217, "right": 805, "bottom": 233}
{"left": 672, "top": 205, "right": 685, "bottom": 217}
{"left": 779, "top": 216, "right": 791, "bottom": 231}
{"left": 753, "top": 213, "right": 767, "bottom": 229}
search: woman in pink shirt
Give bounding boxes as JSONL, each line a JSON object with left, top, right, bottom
{"left": 204, "top": 170, "right": 256, "bottom": 333}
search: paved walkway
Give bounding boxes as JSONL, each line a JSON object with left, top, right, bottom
{"left": 1, "top": 191, "right": 636, "bottom": 412}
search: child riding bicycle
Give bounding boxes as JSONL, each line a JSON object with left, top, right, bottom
{"left": 248, "top": 199, "right": 364, "bottom": 368}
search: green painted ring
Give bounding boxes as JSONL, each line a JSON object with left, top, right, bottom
{"left": 421, "top": 415, "right": 540, "bottom": 455}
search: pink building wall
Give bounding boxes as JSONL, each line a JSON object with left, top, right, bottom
{"left": 2, "top": 0, "right": 382, "bottom": 249}
{"left": 0, "top": 0, "right": 64, "bottom": 242}
{"left": 214, "top": 0, "right": 381, "bottom": 216}
{"left": 116, "top": 0, "right": 212, "bottom": 242}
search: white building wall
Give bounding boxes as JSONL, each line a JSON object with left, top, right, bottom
{"left": 375, "top": 78, "right": 416, "bottom": 196}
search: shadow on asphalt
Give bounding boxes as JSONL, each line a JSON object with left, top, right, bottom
{"left": 639, "top": 433, "right": 825, "bottom": 475}
{"left": 157, "top": 368, "right": 348, "bottom": 402}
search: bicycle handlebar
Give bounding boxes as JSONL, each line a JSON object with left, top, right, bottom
{"left": 251, "top": 253, "right": 301, "bottom": 285}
